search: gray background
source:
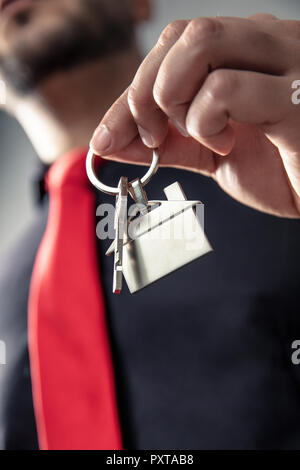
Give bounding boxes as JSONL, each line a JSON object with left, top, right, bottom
{"left": 0, "top": 0, "right": 300, "bottom": 257}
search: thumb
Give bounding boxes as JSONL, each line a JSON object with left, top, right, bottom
{"left": 100, "top": 123, "right": 216, "bottom": 177}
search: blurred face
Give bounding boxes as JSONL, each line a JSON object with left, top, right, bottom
{"left": 0, "top": 0, "right": 134, "bottom": 92}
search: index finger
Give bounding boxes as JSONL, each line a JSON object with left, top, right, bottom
{"left": 90, "top": 20, "right": 188, "bottom": 156}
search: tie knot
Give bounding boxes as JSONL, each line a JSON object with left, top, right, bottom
{"left": 46, "top": 148, "right": 94, "bottom": 193}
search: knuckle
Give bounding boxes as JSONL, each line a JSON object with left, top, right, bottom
{"left": 252, "top": 30, "right": 276, "bottom": 53}
{"left": 186, "top": 108, "right": 206, "bottom": 138}
{"left": 153, "top": 81, "right": 175, "bottom": 114}
{"left": 183, "top": 17, "right": 221, "bottom": 47}
{"left": 205, "top": 70, "right": 238, "bottom": 102}
{"left": 247, "top": 13, "right": 278, "bottom": 21}
{"left": 153, "top": 81, "right": 168, "bottom": 110}
{"left": 127, "top": 84, "right": 148, "bottom": 113}
{"left": 158, "top": 20, "right": 187, "bottom": 47}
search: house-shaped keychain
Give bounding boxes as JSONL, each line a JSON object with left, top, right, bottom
{"left": 106, "top": 181, "right": 213, "bottom": 293}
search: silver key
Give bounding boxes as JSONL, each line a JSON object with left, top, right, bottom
{"left": 113, "top": 177, "right": 128, "bottom": 294}
{"left": 107, "top": 181, "right": 213, "bottom": 294}
{"left": 87, "top": 148, "right": 212, "bottom": 295}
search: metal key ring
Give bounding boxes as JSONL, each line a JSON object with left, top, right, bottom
{"left": 86, "top": 148, "right": 160, "bottom": 196}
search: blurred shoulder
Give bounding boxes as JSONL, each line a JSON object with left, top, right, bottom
{"left": 0, "top": 205, "right": 46, "bottom": 450}
{"left": 0, "top": 203, "right": 48, "bottom": 316}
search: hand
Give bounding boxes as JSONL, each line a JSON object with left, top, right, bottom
{"left": 90, "top": 14, "right": 300, "bottom": 218}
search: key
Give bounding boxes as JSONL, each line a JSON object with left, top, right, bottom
{"left": 113, "top": 176, "right": 128, "bottom": 294}
{"left": 107, "top": 181, "right": 213, "bottom": 294}
{"left": 87, "top": 148, "right": 212, "bottom": 295}
{"left": 129, "top": 178, "right": 149, "bottom": 214}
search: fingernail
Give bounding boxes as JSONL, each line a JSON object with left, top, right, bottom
{"left": 138, "top": 125, "right": 155, "bottom": 147}
{"left": 172, "top": 120, "right": 190, "bottom": 138}
{"left": 90, "top": 125, "right": 112, "bottom": 153}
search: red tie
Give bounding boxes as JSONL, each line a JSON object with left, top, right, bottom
{"left": 28, "top": 148, "right": 123, "bottom": 450}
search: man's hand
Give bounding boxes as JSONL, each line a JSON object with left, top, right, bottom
{"left": 90, "top": 14, "right": 300, "bottom": 218}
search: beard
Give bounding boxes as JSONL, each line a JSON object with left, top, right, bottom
{"left": 0, "top": 0, "right": 134, "bottom": 93}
